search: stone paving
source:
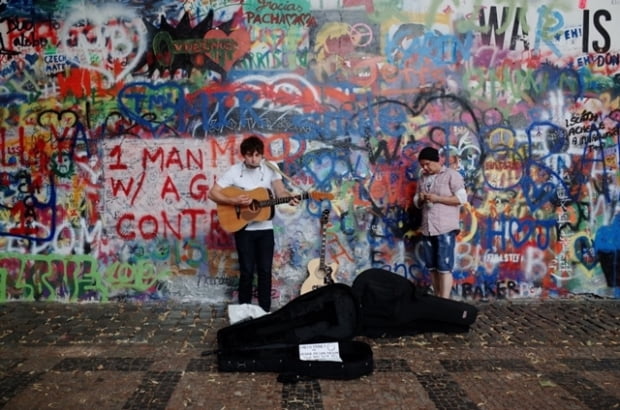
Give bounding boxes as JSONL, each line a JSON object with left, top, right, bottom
{"left": 0, "top": 297, "right": 619, "bottom": 409}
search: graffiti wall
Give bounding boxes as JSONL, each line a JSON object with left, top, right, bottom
{"left": 1, "top": 0, "right": 619, "bottom": 305}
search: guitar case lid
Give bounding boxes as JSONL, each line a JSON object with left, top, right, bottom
{"left": 351, "top": 268, "right": 478, "bottom": 337}
{"left": 218, "top": 283, "right": 361, "bottom": 350}
{"left": 216, "top": 284, "right": 373, "bottom": 380}
{"left": 217, "top": 340, "right": 373, "bottom": 381}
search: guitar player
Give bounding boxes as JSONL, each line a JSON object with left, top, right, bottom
{"left": 208, "top": 135, "right": 300, "bottom": 312}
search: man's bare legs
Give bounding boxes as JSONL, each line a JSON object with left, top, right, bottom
{"left": 430, "top": 269, "right": 439, "bottom": 295}
{"left": 432, "top": 270, "right": 453, "bottom": 299}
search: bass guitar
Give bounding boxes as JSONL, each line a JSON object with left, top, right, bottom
{"left": 300, "top": 209, "right": 338, "bottom": 294}
{"left": 216, "top": 186, "right": 333, "bottom": 233}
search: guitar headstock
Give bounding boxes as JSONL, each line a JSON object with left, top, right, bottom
{"left": 309, "top": 191, "right": 334, "bottom": 201}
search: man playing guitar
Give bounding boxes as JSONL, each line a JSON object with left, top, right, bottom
{"left": 208, "top": 135, "right": 300, "bottom": 312}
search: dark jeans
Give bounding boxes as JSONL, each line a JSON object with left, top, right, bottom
{"left": 234, "top": 228, "right": 275, "bottom": 311}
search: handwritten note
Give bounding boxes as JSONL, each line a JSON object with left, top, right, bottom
{"left": 299, "top": 342, "right": 342, "bottom": 362}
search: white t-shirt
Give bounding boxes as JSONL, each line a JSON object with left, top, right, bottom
{"left": 216, "top": 160, "right": 283, "bottom": 231}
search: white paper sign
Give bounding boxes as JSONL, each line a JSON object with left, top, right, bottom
{"left": 299, "top": 342, "right": 343, "bottom": 362}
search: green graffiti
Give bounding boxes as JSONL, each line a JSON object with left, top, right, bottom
{"left": 0, "top": 253, "right": 107, "bottom": 302}
{"left": 0, "top": 268, "right": 6, "bottom": 301}
{"left": 104, "top": 260, "right": 171, "bottom": 293}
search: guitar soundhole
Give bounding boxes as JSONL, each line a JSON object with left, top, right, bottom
{"left": 248, "top": 200, "right": 259, "bottom": 213}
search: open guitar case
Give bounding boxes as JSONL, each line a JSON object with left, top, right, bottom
{"left": 215, "top": 283, "right": 374, "bottom": 381}
{"left": 351, "top": 268, "right": 479, "bottom": 338}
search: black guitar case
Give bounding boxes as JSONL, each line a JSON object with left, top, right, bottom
{"left": 351, "top": 268, "right": 478, "bottom": 337}
{"left": 216, "top": 283, "right": 373, "bottom": 380}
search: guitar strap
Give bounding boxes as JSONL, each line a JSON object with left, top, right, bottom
{"left": 264, "top": 160, "right": 339, "bottom": 215}
{"left": 263, "top": 160, "right": 300, "bottom": 188}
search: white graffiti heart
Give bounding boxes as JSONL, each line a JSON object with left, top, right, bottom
{"left": 59, "top": 5, "right": 147, "bottom": 86}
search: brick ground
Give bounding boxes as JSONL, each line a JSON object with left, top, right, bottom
{"left": 0, "top": 297, "right": 619, "bottom": 409}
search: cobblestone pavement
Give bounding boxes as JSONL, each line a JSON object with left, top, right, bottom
{"left": 1, "top": 297, "right": 619, "bottom": 410}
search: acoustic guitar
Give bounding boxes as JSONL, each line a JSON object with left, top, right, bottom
{"left": 300, "top": 209, "right": 338, "bottom": 294}
{"left": 216, "top": 186, "right": 333, "bottom": 233}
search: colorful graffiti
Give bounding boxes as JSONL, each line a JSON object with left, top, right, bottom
{"left": 1, "top": 0, "right": 619, "bottom": 305}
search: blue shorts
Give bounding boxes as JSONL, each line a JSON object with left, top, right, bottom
{"left": 420, "top": 230, "right": 457, "bottom": 273}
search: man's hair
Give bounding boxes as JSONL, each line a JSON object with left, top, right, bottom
{"left": 240, "top": 135, "right": 264, "bottom": 156}
{"left": 418, "top": 146, "right": 439, "bottom": 162}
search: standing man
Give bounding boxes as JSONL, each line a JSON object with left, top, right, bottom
{"left": 413, "top": 147, "right": 468, "bottom": 299}
{"left": 208, "top": 135, "right": 299, "bottom": 312}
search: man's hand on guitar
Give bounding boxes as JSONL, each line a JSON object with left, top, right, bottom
{"left": 288, "top": 195, "right": 301, "bottom": 207}
{"left": 235, "top": 194, "right": 253, "bottom": 206}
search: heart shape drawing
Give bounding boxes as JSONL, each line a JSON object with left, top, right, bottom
{"left": 38, "top": 110, "right": 78, "bottom": 130}
{"left": 59, "top": 6, "right": 147, "bottom": 86}
{"left": 572, "top": 235, "right": 598, "bottom": 270}
{"left": 117, "top": 82, "right": 185, "bottom": 131}
{"left": 304, "top": 151, "right": 336, "bottom": 187}
{"left": 203, "top": 28, "right": 250, "bottom": 71}
{"left": 507, "top": 216, "right": 536, "bottom": 248}
{"left": 521, "top": 171, "right": 556, "bottom": 212}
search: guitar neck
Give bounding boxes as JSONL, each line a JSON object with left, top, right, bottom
{"left": 318, "top": 214, "right": 328, "bottom": 268}
{"left": 258, "top": 192, "right": 309, "bottom": 208}
{"left": 319, "top": 234, "right": 326, "bottom": 268}
{"left": 317, "top": 211, "right": 334, "bottom": 284}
